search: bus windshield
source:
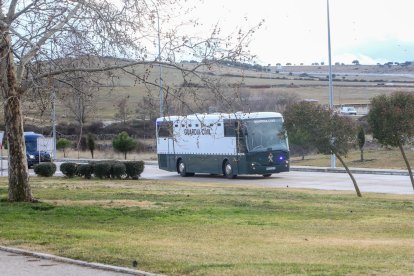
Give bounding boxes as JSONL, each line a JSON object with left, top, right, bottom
{"left": 25, "top": 140, "right": 37, "bottom": 152}
{"left": 244, "top": 118, "right": 288, "bottom": 152}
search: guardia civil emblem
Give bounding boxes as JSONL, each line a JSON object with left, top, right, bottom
{"left": 268, "top": 153, "right": 273, "bottom": 163}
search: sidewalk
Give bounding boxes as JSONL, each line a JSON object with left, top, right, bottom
{"left": 290, "top": 165, "right": 409, "bottom": 176}
{"left": 0, "top": 246, "right": 157, "bottom": 276}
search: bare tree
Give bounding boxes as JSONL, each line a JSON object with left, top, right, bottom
{"left": 59, "top": 71, "right": 97, "bottom": 155}
{"left": 0, "top": 0, "right": 260, "bottom": 201}
{"left": 114, "top": 95, "right": 131, "bottom": 124}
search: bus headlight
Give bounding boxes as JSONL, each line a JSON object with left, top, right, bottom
{"left": 251, "top": 163, "right": 256, "bottom": 170}
{"left": 28, "top": 154, "right": 35, "bottom": 159}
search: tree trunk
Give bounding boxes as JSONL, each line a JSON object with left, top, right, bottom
{"left": 360, "top": 149, "right": 364, "bottom": 162}
{"left": 124, "top": 152, "right": 127, "bottom": 160}
{"left": 398, "top": 143, "right": 414, "bottom": 190}
{"left": 334, "top": 151, "right": 362, "bottom": 197}
{"left": 0, "top": 29, "right": 33, "bottom": 202}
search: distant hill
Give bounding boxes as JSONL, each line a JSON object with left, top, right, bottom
{"left": 12, "top": 58, "right": 414, "bottom": 129}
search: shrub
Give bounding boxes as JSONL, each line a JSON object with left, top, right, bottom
{"left": 110, "top": 162, "right": 126, "bottom": 179}
{"left": 85, "top": 121, "right": 104, "bottom": 134}
{"left": 93, "top": 162, "right": 112, "bottom": 179}
{"left": 112, "top": 131, "right": 137, "bottom": 159}
{"left": 79, "top": 136, "right": 88, "bottom": 151}
{"left": 34, "top": 162, "right": 56, "bottom": 177}
{"left": 76, "top": 164, "right": 93, "bottom": 179}
{"left": 87, "top": 133, "right": 96, "bottom": 159}
{"left": 60, "top": 162, "right": 78, "bottom": 178}
{"left": 123, "top": 161, "right": 145, "bottom": 179}
{"left": 56, "top": 138, "right": 71, "bottom": 157}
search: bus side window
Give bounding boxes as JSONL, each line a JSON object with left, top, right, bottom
{"left": 224, "top": 120, "right": 236, "bottom": 137}
{"left": 158, "top": 122, "right": 173, "bottom": 138}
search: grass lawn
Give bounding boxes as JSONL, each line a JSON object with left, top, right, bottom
{"left": 1, "top": 177, "right": 414, "bottom": 275}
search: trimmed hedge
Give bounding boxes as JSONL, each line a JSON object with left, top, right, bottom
{"left": 111, "top": 162, "right": 126, "bottom": 179}
{"left": 34, "top": 162, "right": 56, "bottom": 177}
{"left": 57, "top": 160, "right": 144, "bottom": 180}
{"left": 76, "top": 164, "right": 93, "bottom": 179}
{"left": 124, "top": 161, "right": 145, "bottom": 179}
{"left": 60, "top": 162, "right": 78, "bottom": 178}
{"left": 93, "top": 162, "right": 112, "bottom": 179}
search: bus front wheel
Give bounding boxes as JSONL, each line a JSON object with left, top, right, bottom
{"left": 223, "top": 161, "right": 237, "bottom": 179}
{"left": 263, "top": 174, "right": 272, "bottom": 177}
{"left": 178, "top": 160, "right": 193, "bottom": 177}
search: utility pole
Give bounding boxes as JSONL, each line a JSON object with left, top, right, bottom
{"left": 50, "top": 38, "right": 57, "bottom": 160}
{"left": 156, "top": 7, "right": 163, "bottom": 118}
{"left": 327, "top": 0, "right": 336, "bottom": 168}
{"left": 51, "top": 87, "right": 57, "bottom": 160}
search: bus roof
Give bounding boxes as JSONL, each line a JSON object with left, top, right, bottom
{"left": 157, "top": 112, "right": 283, "bottom": 122}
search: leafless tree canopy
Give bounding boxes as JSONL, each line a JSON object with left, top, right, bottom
{"left": 1, "top": 0, "right": 262, "bottom": 201}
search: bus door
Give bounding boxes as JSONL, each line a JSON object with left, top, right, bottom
{"left": 157, "top": 121, "right": 175, "bottom": 170}
{"left": 236, "top": 121, "right": 247, "bottom": 154}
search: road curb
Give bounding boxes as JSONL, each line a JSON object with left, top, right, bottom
{"left": 0, "top": 246, "right": 160, "bottom": 276}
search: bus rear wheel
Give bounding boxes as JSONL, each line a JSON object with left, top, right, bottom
{"left": 223, "top": 161, "right": 237, "bottom": 179}
{"left": 263, "top": 174, "right": 272, "bottom": 177}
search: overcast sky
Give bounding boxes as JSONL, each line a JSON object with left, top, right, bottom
{"left": 193, "top": 0, "right": 414, "bottom": 65}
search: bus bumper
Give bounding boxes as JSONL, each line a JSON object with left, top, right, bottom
{"left": 245, "top": 161, "right": 290, "bottom": 175}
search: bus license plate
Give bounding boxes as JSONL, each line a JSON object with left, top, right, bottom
{"left": 266, "top": 167, "right": 275, "bottom": 171}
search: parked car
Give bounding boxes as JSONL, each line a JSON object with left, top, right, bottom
{"left": 24, "top": 132, "right": 51, "bottom": 168}
{"left": 339, "top": 106, "right": 357, "bottom": 115}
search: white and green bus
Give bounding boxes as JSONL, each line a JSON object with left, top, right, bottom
{"left": 156, "top": 112, "right": 289, "bottom": 178}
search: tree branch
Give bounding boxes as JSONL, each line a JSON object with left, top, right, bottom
{"left": 16, "top": 2, "right": 82, "bottom": 83}
{"left": 6, "top": 0, "right": 18, "bottom": 21}
{"left": 9, "top": 0, "right": 37, "bottom": 23}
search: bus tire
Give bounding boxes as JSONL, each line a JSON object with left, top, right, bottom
{"left": 263, "top": 174, "right": 272, "bottom": 177}
{"left": 223, "top": 160, "right": 236, "bottom": 179}
{"left": 177, "top": 159, "right": 194, "bottom": 177}
{"left": 178, "top": 160, "right": 189, "bottom": 177}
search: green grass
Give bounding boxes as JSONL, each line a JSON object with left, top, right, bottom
{"left": 1, "top": 177, "right": 414, "bottom": 275}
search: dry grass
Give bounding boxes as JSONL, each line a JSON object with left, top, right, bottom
{"left": 42, "top": 199, "right": 158, "bottom": 208}
{"left": 291, "top": 147, "right": 414, "bottom": 170}
{"left": 26, "top": 63, "right": 413, "bottom": 121}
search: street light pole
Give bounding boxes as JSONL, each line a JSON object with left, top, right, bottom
{"left": 327, "top": 0, "right": 336, "bottom": 168}
{"left": 156, "top": 8, "right": 163, "bottom": 118}
{"left": 51, "top": 88, "right": 57, "bottom": 160}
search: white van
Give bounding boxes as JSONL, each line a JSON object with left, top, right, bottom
{"left": 340, "top": 106, "right": 357, "bottom": 115}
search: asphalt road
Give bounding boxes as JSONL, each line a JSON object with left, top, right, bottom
{"left": 0, "top": 160, "right": 412, "bottom": 195}
{"left": 141, "top": 164, "right": 414, "bottom": 195}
